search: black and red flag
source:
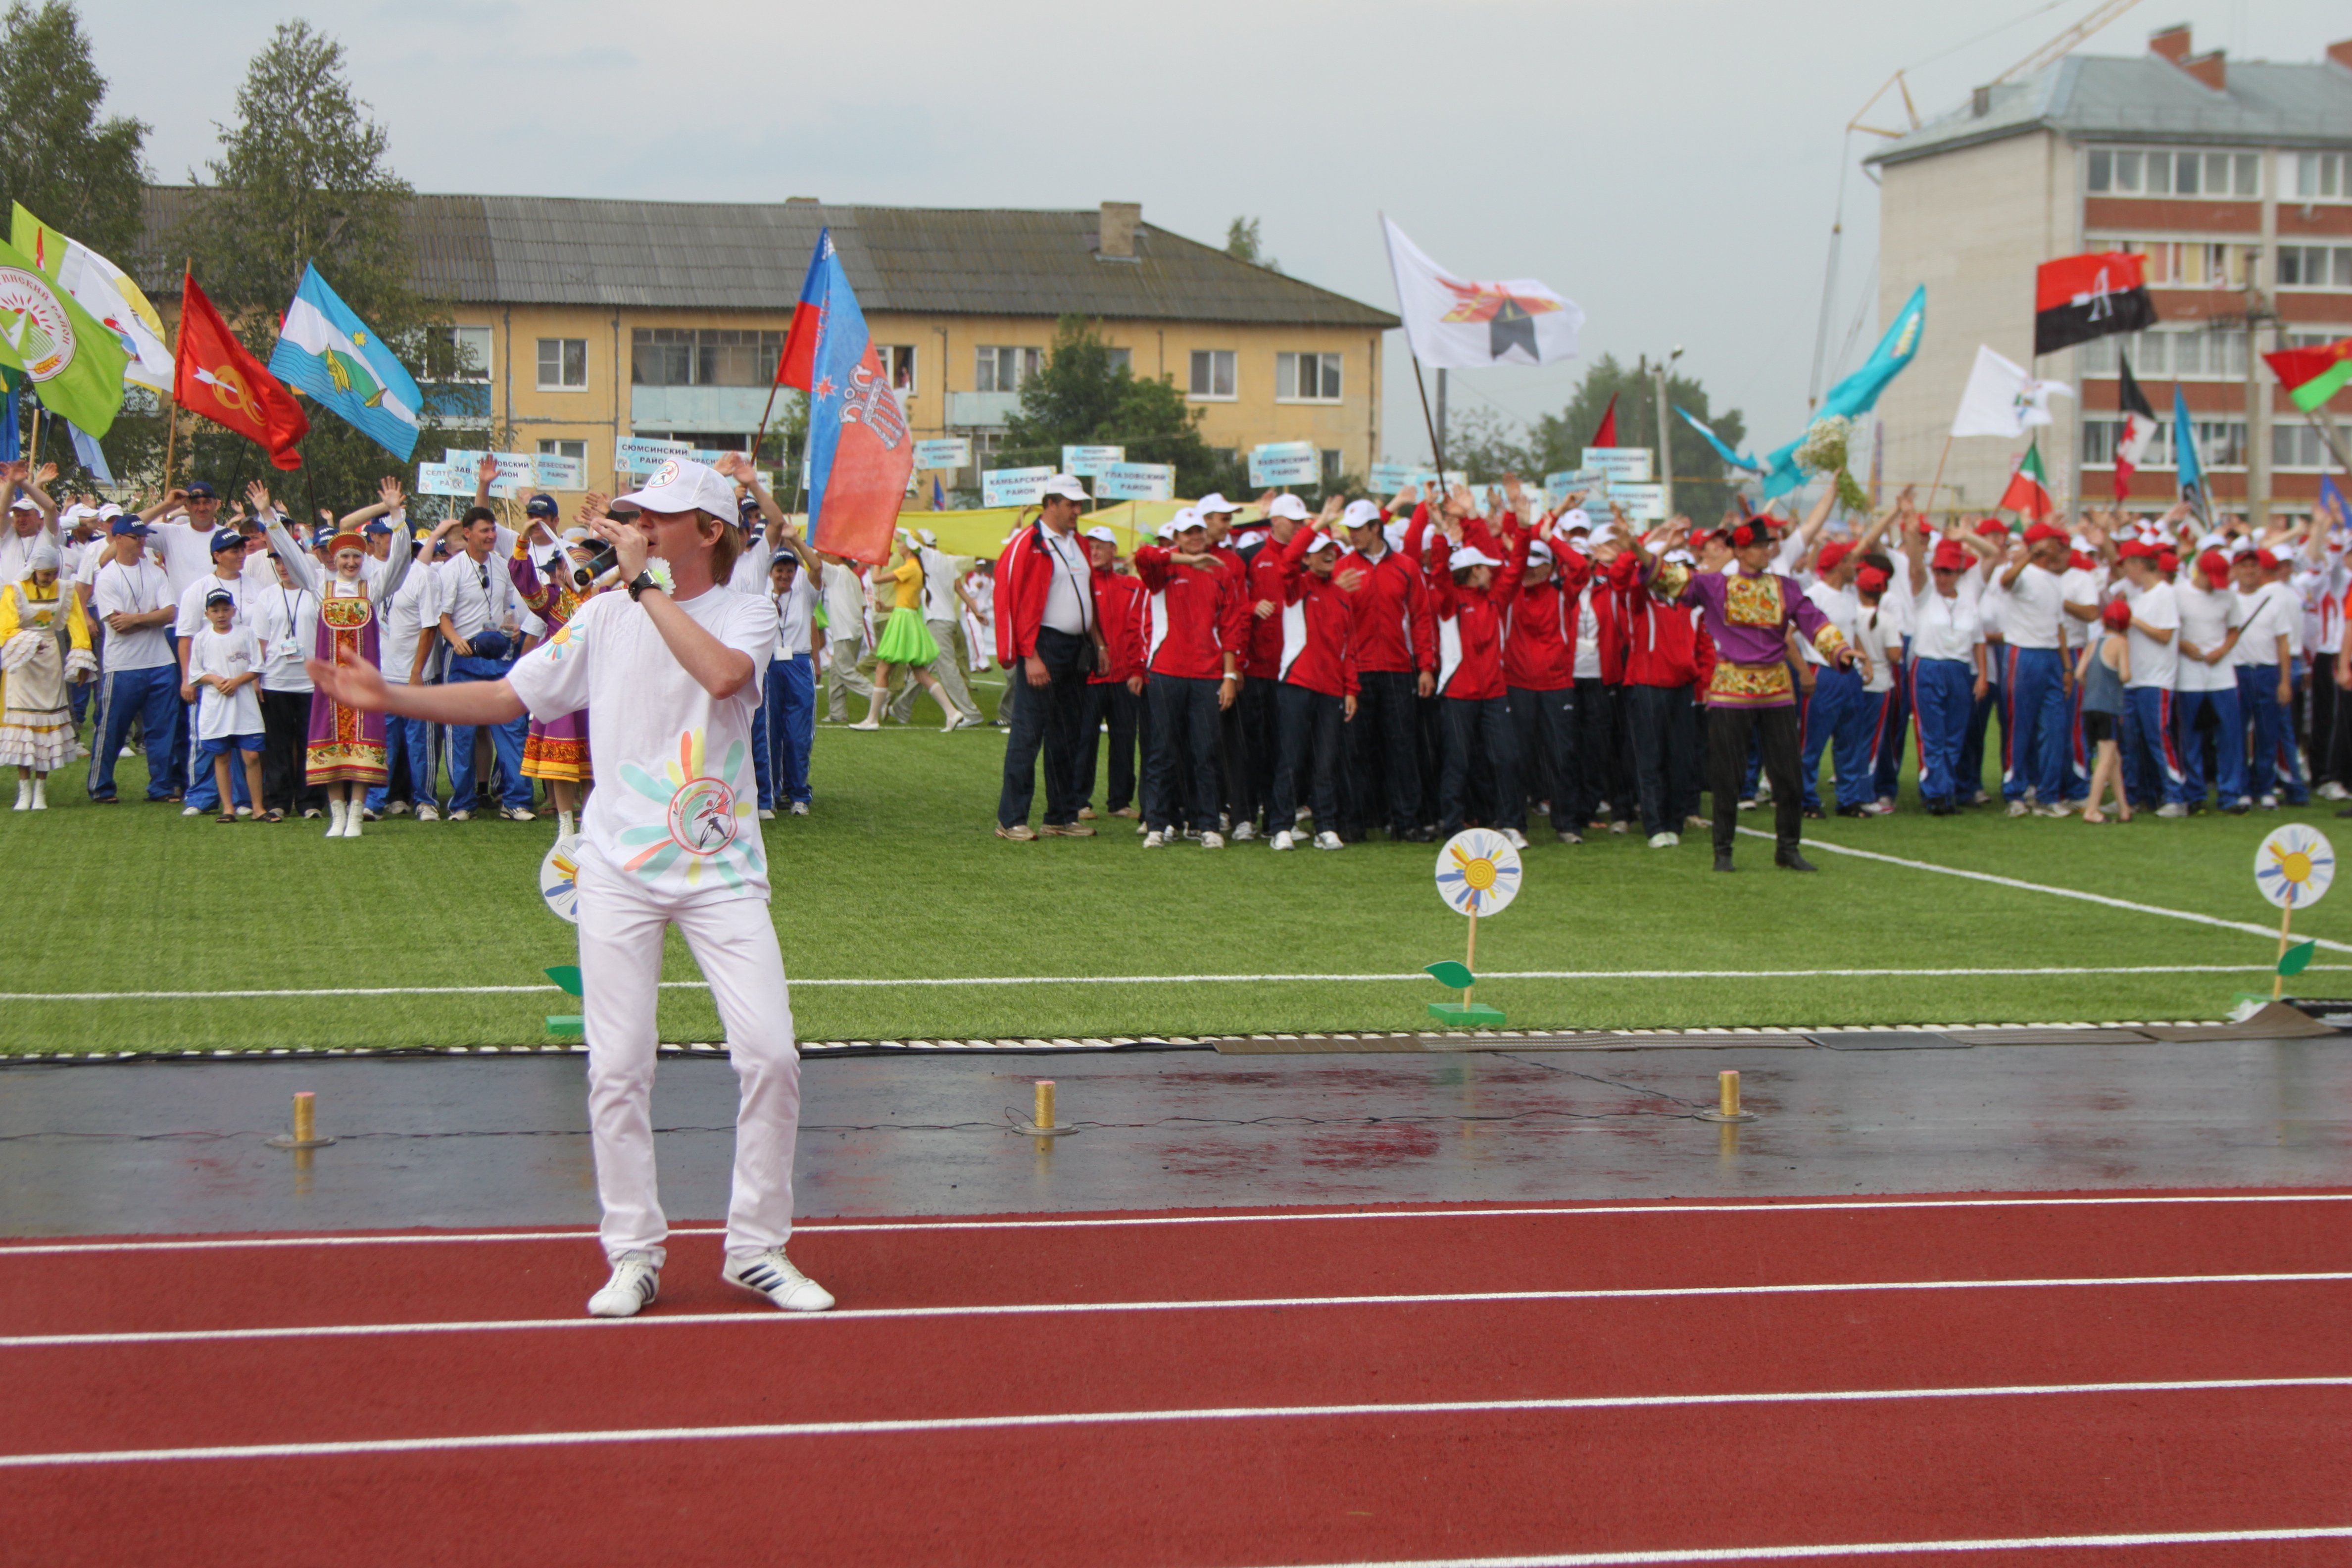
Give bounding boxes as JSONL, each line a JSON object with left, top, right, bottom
{"left": 2112, "top": 353, "right": 2158, "bottom": 500}
{"left": 2033, "top": 251, "right": 2156, "bottom": 357}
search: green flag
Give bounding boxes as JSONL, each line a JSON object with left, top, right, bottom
{"left": 0, "top": 233, "right": 129, "bottom": 437}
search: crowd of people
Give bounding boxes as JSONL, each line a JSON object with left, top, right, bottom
{"left": 4, "top": 447, "right": 2347, "bottom": 869}
{"left": 984, "top": 470, "right": 2352, "bottom": 869}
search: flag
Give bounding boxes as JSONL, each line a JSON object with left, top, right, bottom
{"left": 1673, "top": 404, "right": 1762, "bottom": 473}
{"left": 175, "top": 271, "right": 307, "bottom": 469}
{"left": 1998, "top": 439, "right": 2053, "bottom": 519}
{"left": 2263, "top": 336, "right": 2352, "bottom": 414}
{"left": 2171, "top": 383, "right": 2207, "bottom": 522}
{"left": 1820, "top": 284, "right": 1927, "bottom": 420}
{"left": 12, "top": 202, "right": 172, "bottom": 393}
{"left": 792, "top": 229, "right": 913, "bottom": 564}
{"left": 2113, "top": 353, "right": 2157, "bottom": 499}
{"left": 1590, "top": 392, "right": 1618, "bottom": 449}
{"left": 931, "top": 475, "right": 946, "bottom": 512}
{"left": 0, "top": 233, "right": 129, "bottom": 438}
{"left": 0, "top": 381, "right": 15, "bottom": 463}
{"left": 1951, "top": 344, "right": 2072, "bottom": 438}
{"left": 2320, "top": 473, "right": 2348, "bottom": 530}
{"left": 2034, "top": 251, "right": 2156, "bottom": 356}
{"left": 1380, "top": 215, "right": 1582, "bottom": 369}
{"left": 68, "top": 420, "right": 111, "bottom": 486}
{"left": 266, "top": 264, "right": 423, "bottom": 461}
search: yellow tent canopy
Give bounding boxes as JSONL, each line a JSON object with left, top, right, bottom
{"left": 880, "top": 499, "right": 1266, "bottom": 561}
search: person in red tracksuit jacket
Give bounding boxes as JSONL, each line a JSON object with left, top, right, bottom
{"left": 993, "top": 476, "right": 1104, "bottom": 840}
{"left": 1266, "top": 524, "right": 1360, "bottom": 851}
{"left": 1611, "top": 545, "right": 1717, "bottom": 846}
{"left": 1238, "top": 494, "right": 1314, "bottom": 839}
{"left": 1426, "top": 523, "right": 1529, "bottom": 842}
{"left": 1334, "top": 497, "right": 1437, "bottom": 842}
{"left": 1503, "top": 533, "right": 1595, "bottom": 844}
{"left": 1133, "top": 513, "right": 1245, "bottom": 849}
{"left": 1076, "top": 526, "right": 1147, "bottom": 822}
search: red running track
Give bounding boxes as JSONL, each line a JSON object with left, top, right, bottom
{"left": 3, "top": 1189, "right": 2349, "bottom": 1567}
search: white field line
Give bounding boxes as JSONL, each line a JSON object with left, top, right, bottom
{"left": 0, "top": 963, "right": 2340, "bottom": 1002}
{"left": 1261, "top": 1524, "right": 2352, "bottom": 1566}
{"left": 5, "top": 1191, "right": 2348, "bottom": 1257}
{"left": 5, "top": 1272, "right": 2347, "bottom": 1350}
{"left": 1738, "top": 826, "right": 2352, "bottom": 953}
{"left": 1, "top": 1375, "right": 2344, "bottom": 1469}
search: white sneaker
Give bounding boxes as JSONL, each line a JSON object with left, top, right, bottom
{"left": 1232, "top": 820, "right": 1257, "bottom": 842}
{"left": 1313, "top": 830, "right": 1344, "bottom": 851}
{"left": 415, "top": 803, "right": 441, "bottom": 822}
{"left": 235, "top": 804, "right": 253, "bottom": 818}
{"left": 2156, "top": 802, "right": 2187, "bottom": 818}
{"left": 2007, "top": 800, "right": 2030, "bottom": 818}
{"left": 1270, "top": 830, "right": 1295, "bottom": 851}
{"left": 1609, "top": 820, "right": 1629, "bottom": 834}
{"left": 722, "top": 1247, "right": 833, "bottom": 1312}
{"left": 501, "top": 806, "right": 536, "bottom": 822}
{"left": 182, "top": 805, "right": 200, "bottom": 817}
{"left": 2321, "top": 782, "right": 2351, "bottom": 801}
{"left": 758, "top": 807, "right": 776, "bottom": 820}
{"left": 846, "top": 717, "right": 881, "bottom": 731}
{"left": 1648, "top": 831, "right": 1675, "bottom": 848}
{"left": 386, "top": 800, "right": 412, "bottom": 817}
{"left": 587, "top": 1252, "right": 661, "bottom": 1319}
{"left": 788, "top": 801, "right": 809, "bottom": 816}
{"left": 2259, "top": 794, "right": 2280, "bottom": 810}
{"left": 1199, "top": 830, "right": 1225, "bottom": 849}
{"left": 1142, "top": 829, "right": 1166, "bottom": 848}
{"left": 1501, "top": 827, "right": 1529, "bottom": 848}
{"left": 449, "top": 809, "right": 473, "bottom": 822}
{"left": 2039, "top": 803, "right": 2074, "bottom": 818}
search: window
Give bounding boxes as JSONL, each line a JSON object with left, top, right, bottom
{"left": 974, "top": 345, "right": 1040, "bottom": 393}
{"left": 629, "top": 328, "right": 781, "bottom": 387}
{"left": 1320, "top": 449, "right": 1342, "bottom": 486}
{"left": 1106, "top": 347, "right": 1132, "bottom": 375}
{"left": 429, "top": 324, "right": 493, "bottom": 381}
{"left": 2078, "top": 325, "right": 2263, "bottom": 380}
{"left": 2079, "top": 417, "right": 2252, "bottom": 470}
{"left": 878, "top": 344, "right": 917, "bottom": 396}
{"left": 2276, "top": 423, "right": 2330, "bottom": 470}
{"left": 536, "top": 338, "right": 588, "bottom": 391}
{"left": 1187, "top": 349, "right": 1235, "bottom": 399}
{"left": 2296, "top": 152, "right": 2347, "bottom": 201}
{"left": 1275, "top": 351, "right": 1342, "bottom": 402}
{"left": 2278, "top": 245, "right": 2352, "bottom": 289}
{"left": 2085, "top": 147, "right": 2259, "bottom": 198}
{"left": 536, "top": 439, "right": 587, "bottom": 461}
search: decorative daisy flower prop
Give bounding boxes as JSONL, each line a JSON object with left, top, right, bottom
{"left": 2255, "top": 825, "right": 2333, "bottom": 910}
{"left": 1435, "top": 828, "right": 1522, "bottom": 917}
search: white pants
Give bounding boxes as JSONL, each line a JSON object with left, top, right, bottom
{"left": 576, "top": 851, "right": 801, "bottom": 1267}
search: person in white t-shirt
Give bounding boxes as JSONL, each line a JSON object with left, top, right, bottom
{"left": 2115, "top": 544, "right": 2185, "bottom": 814}
{"left": 189, "top": 590, "right": 265, "bottom": 823}
{"left": 308, "top": 457, "right": 831, "bottom": 1322}
{"left": 2174, "top": 549, "right": 2248, "bottom": 812}
{"left": 2235, "top": 547, "right": 2306, "bottom": 808}
{"left": 87, "top": 517, "right": 183, "bottom": 804}
{"left": 172, "top": 526, "right": 258, "bottom": 816}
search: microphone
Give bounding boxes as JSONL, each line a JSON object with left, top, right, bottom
{"left": 571, "top": 506, "right": 641, "bottom": 588}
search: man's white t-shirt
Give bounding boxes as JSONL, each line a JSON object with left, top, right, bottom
{"left": 821, "top": 563, "right": 866, "bottom": 648}
{"left": 2002, "top": 564, "right": 2066, "bottom": 650}
{"left": 191, "top": 624, "right": 263, "bottom": 738}
{"left": 2125, "top": 581, "right": 2179, "bottom": 690}
{"left": 176, "top": 573, "right": 250, "bottom": 643}
{"left": 246, "top": 578, "right": 319, "bottom": 693}
{"left": 150, "top": 521, "right": 223, "bottom": 602}
{"left": 772, "top": 572, "right": 817, "bottom": 658}
{"left": 2173, "top": 581, "right": 2244, "bottom": 693}
{"left": 383, "top": 559, "right": 442, "bottom": 686}
{"left": 507, "top": 586, "right": 779, "bottom": 906}
{"left": 90, "top": 557, "right": 175, "bottom": 673}
{"left": 1800, "top": 580, "right": 1859, "bottom": 667}
{"left": 2236, "top": 582, "right": 2299, "bottom": 669}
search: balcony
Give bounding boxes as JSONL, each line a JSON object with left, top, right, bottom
{"left": 946, "top": 391, "right": 1021, "bottom": 430}
{"left": 630, "top": 386, "right": 781, "bottom": 433}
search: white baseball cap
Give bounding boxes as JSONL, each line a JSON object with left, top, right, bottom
{"left": 1526, "top": 540, "right": 1554, "bottom": 564}
{"left": 1665, "top": 548, "right": 1697, "bottom": 565}
{"left": 1341, "top": 499, "right": 1382, "bottom": 530}
{"left": 1559, "top": 508, "right": 1592, "bottom": 532}
{"left": 1267, "top": 494, "right": 1311, "bottom": 522}
{"left": 1169, "top": 506, "right": 1204, "bottom": 534}
{"left": 1195, "top": 491, "right": 1236, "bottom": 516}
{"left": 616, "top": 457, "right": 737, "bottom": 518}
{"left": 917, "top": 527, "right": 938, "bottom": 547}
{"left": 1304, "top": 530, "right": 1341, "bottom": 555}
{"left": 1083, "top": 525, "right": 1118, "bottom": 545}
{"left": 1040, "top": 473, "right": 1090, "bottom": 502}
{"left": 1449, "top": 545, "right": 1502, "bottom": 570}
{"left": 1156, "top": 520, "right": 1181, "bottom": 540}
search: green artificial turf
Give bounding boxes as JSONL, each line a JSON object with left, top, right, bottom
{"left": 2, "top": 680, "right": 2343, "bottom": 1053}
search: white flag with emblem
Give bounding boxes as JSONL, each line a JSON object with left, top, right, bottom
{"left": 1951, "top": 344, "right": 2072, "bottom": 439}
{"left": 1380, "top": 215, "right": 1582, "bottom": 370}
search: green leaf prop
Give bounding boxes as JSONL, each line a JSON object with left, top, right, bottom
{"left": 545, "top": 964, "right": 585, "bottom": 997}
{"left": 2278, "top": 940, "right": 2317, "bottom": 979}
{"left": 1424, "top": 961, "right": 1475, "bottom": 991}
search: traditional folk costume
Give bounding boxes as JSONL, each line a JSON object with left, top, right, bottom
{"left": 265, "top": 519, "right": 415, "bottom": 788}
{"left": 510, "top": 539, "right": 595, "bottom": 784}
{"left": 0, "top": 554, "right": 96, "bottom": 792}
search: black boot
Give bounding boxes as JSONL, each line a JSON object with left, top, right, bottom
{"left": 1776, "top": 849, "right": 1818, "bottom": 872}
{"left": 1713, "top": 850, "right": 1736, "bottom": 872}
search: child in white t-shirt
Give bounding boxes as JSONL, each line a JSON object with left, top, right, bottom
{"left": 190, "top": 589, "right": 265, "bottom": 823}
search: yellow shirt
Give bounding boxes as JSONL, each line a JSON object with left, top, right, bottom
{"left": 888, "top": 558, "right": 922, "bottom": 612}
{"left": 0, "top": 578, "right": 92, "bottom": 651}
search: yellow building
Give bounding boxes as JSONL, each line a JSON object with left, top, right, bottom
{"left": 152, "top": 193, "right": 1397, "bottom": 502}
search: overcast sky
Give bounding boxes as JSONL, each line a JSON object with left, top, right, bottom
{"left": 81, "top": 0, "right": 2347, "bottom": 465}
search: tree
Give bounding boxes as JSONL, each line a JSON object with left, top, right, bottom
{"left": 0, "top": 1, "right": 147, "bottom": 257}
{"left": 1224, "top": 216, "right": 1280, "bottom": 274}
{"left": 1000, "top": 315, "right": 1241, "bottom": 499}
{"left": 154, "top": 20, "right": 469, "bottom": 510}
{"left": 1524, "top": 354, "right": 1749, "bottom": 522}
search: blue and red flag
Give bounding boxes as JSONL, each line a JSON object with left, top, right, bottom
{"left": 778, "top": 230, "right": 911, "bottom": 564}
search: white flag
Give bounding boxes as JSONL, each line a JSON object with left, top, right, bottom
{"left": 25, "top": 221, "right": 173, "bottom": 392}
{"left": 1951, "top": 344, "right": 2071, "bottom": 438}
{"left": 1381, "top": 215, "right": 1582, "bottom": 370}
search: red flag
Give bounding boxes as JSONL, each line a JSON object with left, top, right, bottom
{"left": 1590, "top": 391, "right": 1618, "bottom": 449}
{"left": 777, "top": 297, "right": 817, "bottom": 391}
{"left": 2033, "top": 252, "right": 2156, "bottom": 356}
{"left": 174, "top": 271, "right": 308, "bottom": 470}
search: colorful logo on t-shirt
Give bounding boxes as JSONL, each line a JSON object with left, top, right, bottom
{"left": 544, "top": 619, "right": 587, "bottom": 663}
{"left": 614, "top": 726, "right": 763, "bottom": 891}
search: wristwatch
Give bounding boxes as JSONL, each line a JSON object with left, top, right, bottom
{"left": 626, "top": 571, "right": 660, "bottom": 601}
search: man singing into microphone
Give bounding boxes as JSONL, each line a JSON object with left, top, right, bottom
{"left": 309, "top": 458, "right": 831, "bottom": 1318}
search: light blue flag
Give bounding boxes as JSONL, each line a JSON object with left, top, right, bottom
{"left": 2172, "top": 383, "right": 2207, "bottom": 520}
{"left": 1820, "top": 284, "right": 1927, "bottom": 420}
{"left": 1674, "top": 404, "right": 1762, "bottom": 475}
{"left": 266, "top": 263, "right": 423, "bottom": 460}
{"left": 68, "top": 420, "right": 111, "bottom": 485}
{"left": 1759, "top": 438, "right": 1807, "bottom": 499}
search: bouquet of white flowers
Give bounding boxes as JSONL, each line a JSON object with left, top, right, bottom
{"left": 1793, "top": 415, "right": 1871, "bottom": 515}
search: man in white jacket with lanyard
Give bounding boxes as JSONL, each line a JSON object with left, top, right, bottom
{"left": 308, "top": 458, "right": 832, "bottom": 1320}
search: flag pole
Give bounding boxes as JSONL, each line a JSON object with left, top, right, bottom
{"left": 1410, "top": 352, "right": 1447, "bottom": 483}
{"left": 2305, "top": 407, "right": 2352, "bottom": 476}
{"left": 1920, "top": 431, "right": 1955, "bottom": 525}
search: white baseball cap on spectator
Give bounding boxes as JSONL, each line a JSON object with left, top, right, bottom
{"left": 1341, "top": 499, "right": 1383, "bottom": 530}
{"left": 1559, "top": 508, "right": 1592, "bottom": 532}
{"left": 1156, "top": 520, "right": 1180, "bottom": 541}
{"left": 1449, "top": 546, "right": 1502, "bottom": 570}
{"left": 1196, "top": 492, "right": 1236, "bottom": 517}
{"left": 1040, "top": 473, "right": 1089, "bottom": 502}
{"left": 916, "top": 527, "right": 938, "bottom": 547}
{"left": 1304, "top": 531, "right": 1341, "bottom": 555}
{"left": 1083, "top": 525, "right": 1118, "bottom": 545}
{"left": 1526, "top": 540, "right": 1553, "bottom": 564}
{"left": 1267, "top": 494, "right": 1311, "bottom": 522}
{"left": 616, "top": 458, "right": 737, "bottom": 518}
{"left": 1382, "top": 521, "right": 1409, "bottom": 551}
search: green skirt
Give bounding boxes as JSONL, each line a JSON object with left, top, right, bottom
{"left": 873, "top": 606, "right": 939, "bottom": 666}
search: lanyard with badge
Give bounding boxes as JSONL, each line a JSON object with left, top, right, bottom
{"left": 268, "top": 581, "right": 304, "bottom": 666}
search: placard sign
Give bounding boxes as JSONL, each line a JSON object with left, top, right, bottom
{"left": 616, "top": 436, "right": 692, "bottom": 474}
{"left": 442, "top": 449, "right": 538, "bottom": 497}
{"left": 1544, "top": 469, "right": 1602, "bottom": 505}
{"left": 980, "top": 466, "right": 1053, "bottom": 507}
{"left": 531, "top": 454, "right": 587, "bottom": 490}
{"left": 1368, "top": 462, "right": 1419, "bottom": 494}
{"left": 1061, "top": 444, "right": 1124, "bottom": 477}
{"left": 913, "top": 438, "right": 972, "bottom": 470}
{"left": 1583, "top": 447, "right": 1654, "bottom": 483}
{"left": 414, "top": 462, "right": 472, "bottom": 498}
{"left": 1096, "top": 461, "right": 1175, "bottom": 502}
{"left": 1248, "top": 441, "right": 1320, "bottom": 488}
{"left": 1603, "top": 482, "right": 1667, "bottom": 521}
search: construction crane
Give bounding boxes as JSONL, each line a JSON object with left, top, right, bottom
{"left": 1990, "top": 0, "right": 2143, "bottom": 84}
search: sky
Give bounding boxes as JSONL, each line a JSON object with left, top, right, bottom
{"left": 79, "top": 0, "right": 2348, "bottom": 466}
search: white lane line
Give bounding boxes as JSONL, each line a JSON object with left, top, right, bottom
{"left": 1737, "top": 827, "right": 2352, "bottom": 954}
{"left": 1262, "top": 1524, "right": 2352, "bottom": 1566}
{"left": 1, "top": 1375, "right": 2343, "bottom": 1469}
{"left": 5, "top": 1191, "right": 2348, "bottom": 1256}
{"left": 4, "top": 963, "right": 2338, "bottom": 1001}
{"left": 6, "top": 1272, "right": 2345, "bottom": 1350}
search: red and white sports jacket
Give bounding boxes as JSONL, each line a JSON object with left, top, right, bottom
{"left": 992, "top": 521, "right": 1098, "bottom": 666}
{"left": 1133, "top": 545, "right": 1244, "bottom": 681}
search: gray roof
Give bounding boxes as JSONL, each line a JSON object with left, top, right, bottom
{"left": 139, "top": 187, "right": 1397, "bottom": 329}
{"left": 1865, "top": 52, "right": 2352, "bottom": 167}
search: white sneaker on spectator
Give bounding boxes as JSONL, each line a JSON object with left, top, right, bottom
{"left": 1313, "top": 831, "right": 1344, "bottom": 851}
{"left": 758, "top": 807, "right": 776, "bottom": 820}
{"left": 1200, "top": 830, "right": 1225, "bottom": 849}
{"left": 722, "top": 1247, "right": 833, "bottom": 1312}
{"left": 182, "top": 804, "right": 200, "bottom": 816}
{"left": 1860, "top": 801, "right": 1894, "bottom": 816}
{"left": 449, "top": 808, "right": 472, "bottom": 821}
{"left": 788, "top": 801, "right": 809, "bottom": 816}
{"left": 1609, "top": 820, "right": 1629, "bottom": 834}
{"left": 2040, "top": 803, "right": 2074, "bottom": 818}
{"left": 415, "top": 803, "right": 441, "bottom": 822}
{"left": 1232, "top": 820, "right": 1257, "bottom": 842}
{"left": 2321, "top": 782, "right": 2351, "bottom": 801}
{"left": 1270, "top": 830, "right": 1295, "bottom": 851}
{"left": 587, "top": 1252, "right": 660, "bottom": 1319}
{"left": 2259, "top": 794, "right": 2280, "bottom": 809}
{"left": 1142, "top": 829, "right": 1166, "bottom": 848}
{"left": 501, "top": 806, "right": 535, "bottom": 822}
{"left": 2007, "top": 800, "right": 2030, "bottom": 817}
{"left": 1648, "top": 832, "right": 1675, "bottom": 848}
{"left": 386, "top": 800, "right": 411, "bottom": 817}
{"left": 1502, "top": 828, "right": 1528, "bottom": 848}
{"left": 2156, "top": 802, "right": 2188, "bottom": 818}
{"left": 235, "top": 805, "right": 253, "bottom": 818}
